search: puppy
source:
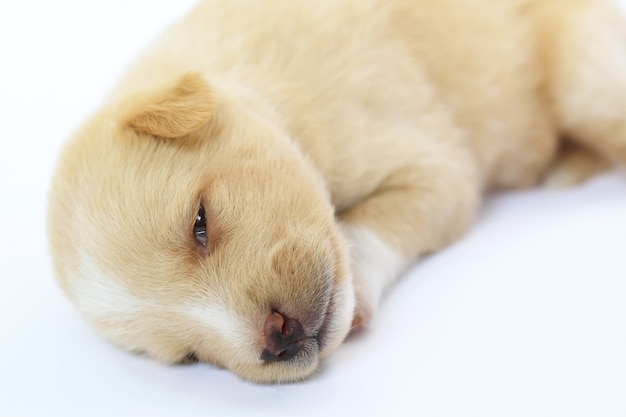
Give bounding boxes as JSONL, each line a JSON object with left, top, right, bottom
{"left": 48, "top": 0, "right": 626, "bottom": 383}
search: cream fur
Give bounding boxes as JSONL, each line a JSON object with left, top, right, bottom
{"left": 48, "top": 0, "right": 626, "bottom": 383}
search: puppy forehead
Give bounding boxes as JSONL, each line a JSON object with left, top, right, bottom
{"left": 67, "top": 135, "right": 203, "bottom": 239}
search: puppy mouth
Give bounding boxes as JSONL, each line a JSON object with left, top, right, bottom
{"left": 314, "top": 288, "right": 336, "bottom": 351}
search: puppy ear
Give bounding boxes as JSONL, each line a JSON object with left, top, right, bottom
{"left": 125, "top": 72, "right": 215, "bottom": 139}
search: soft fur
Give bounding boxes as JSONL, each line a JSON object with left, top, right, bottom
{"left": 48, "top": 0, "right": 626, "bottom": 383}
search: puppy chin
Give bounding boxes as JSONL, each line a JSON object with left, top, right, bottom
{"left": 137, "top": 266, "right": 354, "bottom": 384}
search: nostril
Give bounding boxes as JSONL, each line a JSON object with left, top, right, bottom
{"left": 266, "top": 310, "right": 306, "bottom": 341}
{"left": 261, "top": 310, "right": 307, "bottom": 362}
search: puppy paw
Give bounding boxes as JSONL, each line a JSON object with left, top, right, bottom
{"left": 351, "top": 294, "right": 374, "bottom": 330}
{"left": 340, "top": 224, "right": 406, "bottom": 331}
{"left": 543, "top": 143, "right": 610, "bottom": 188}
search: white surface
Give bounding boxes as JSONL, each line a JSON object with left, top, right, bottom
{"left": 1, "top": 1, "right": 626, "bottom": 416}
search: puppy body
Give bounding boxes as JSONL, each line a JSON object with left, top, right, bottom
{"left": 48, "top": 0, "right": 626, "bottom": 383}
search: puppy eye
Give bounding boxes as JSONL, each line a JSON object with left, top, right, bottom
{"left": 193, "top": 204, "right": 208, "bottom": 247}
{"left": 182, "top": 351, "right": 198, "bottom": 364}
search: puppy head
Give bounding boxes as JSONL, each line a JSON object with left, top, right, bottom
{"left": 48, "top": 73, "right": 355, "bottom": 383}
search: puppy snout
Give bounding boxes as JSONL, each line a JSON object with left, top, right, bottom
{"left": 260, "top": 310, "right": 308, "bottom": 362}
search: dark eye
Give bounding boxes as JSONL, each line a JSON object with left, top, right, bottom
{"left": 182, "top": 351, "right": 198, "bottom": 364}
{"left": 193, "top": 204, "right": 208, "bottom": 247}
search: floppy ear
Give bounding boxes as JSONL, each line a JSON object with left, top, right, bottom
{"left": 125, "top": 72, "right": 215, "bottom": 139}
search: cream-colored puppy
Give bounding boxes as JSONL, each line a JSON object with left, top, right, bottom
{"left": 48, "top": 0, "right": 626, "bottom": 383}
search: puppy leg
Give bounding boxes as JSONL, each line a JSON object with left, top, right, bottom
{"left": 543, "top": 0, "right": 626, "bottom": 164}
{"left": 338, "top": 136, "right": 480, "bottom": 327}
{"left": 543, "top": 141, "right": 611, "bottom": 188}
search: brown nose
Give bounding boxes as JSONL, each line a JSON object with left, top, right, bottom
{"left": 261, "top": 310, "right": 307, "bottom": 362}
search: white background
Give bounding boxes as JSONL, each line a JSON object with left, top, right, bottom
{"left": 1, "top": 1, "right": 625, "bottom": 416}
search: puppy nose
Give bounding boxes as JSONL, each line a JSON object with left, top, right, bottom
{"left": 261, "top": 310, "right": 307, "bottom": 362}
